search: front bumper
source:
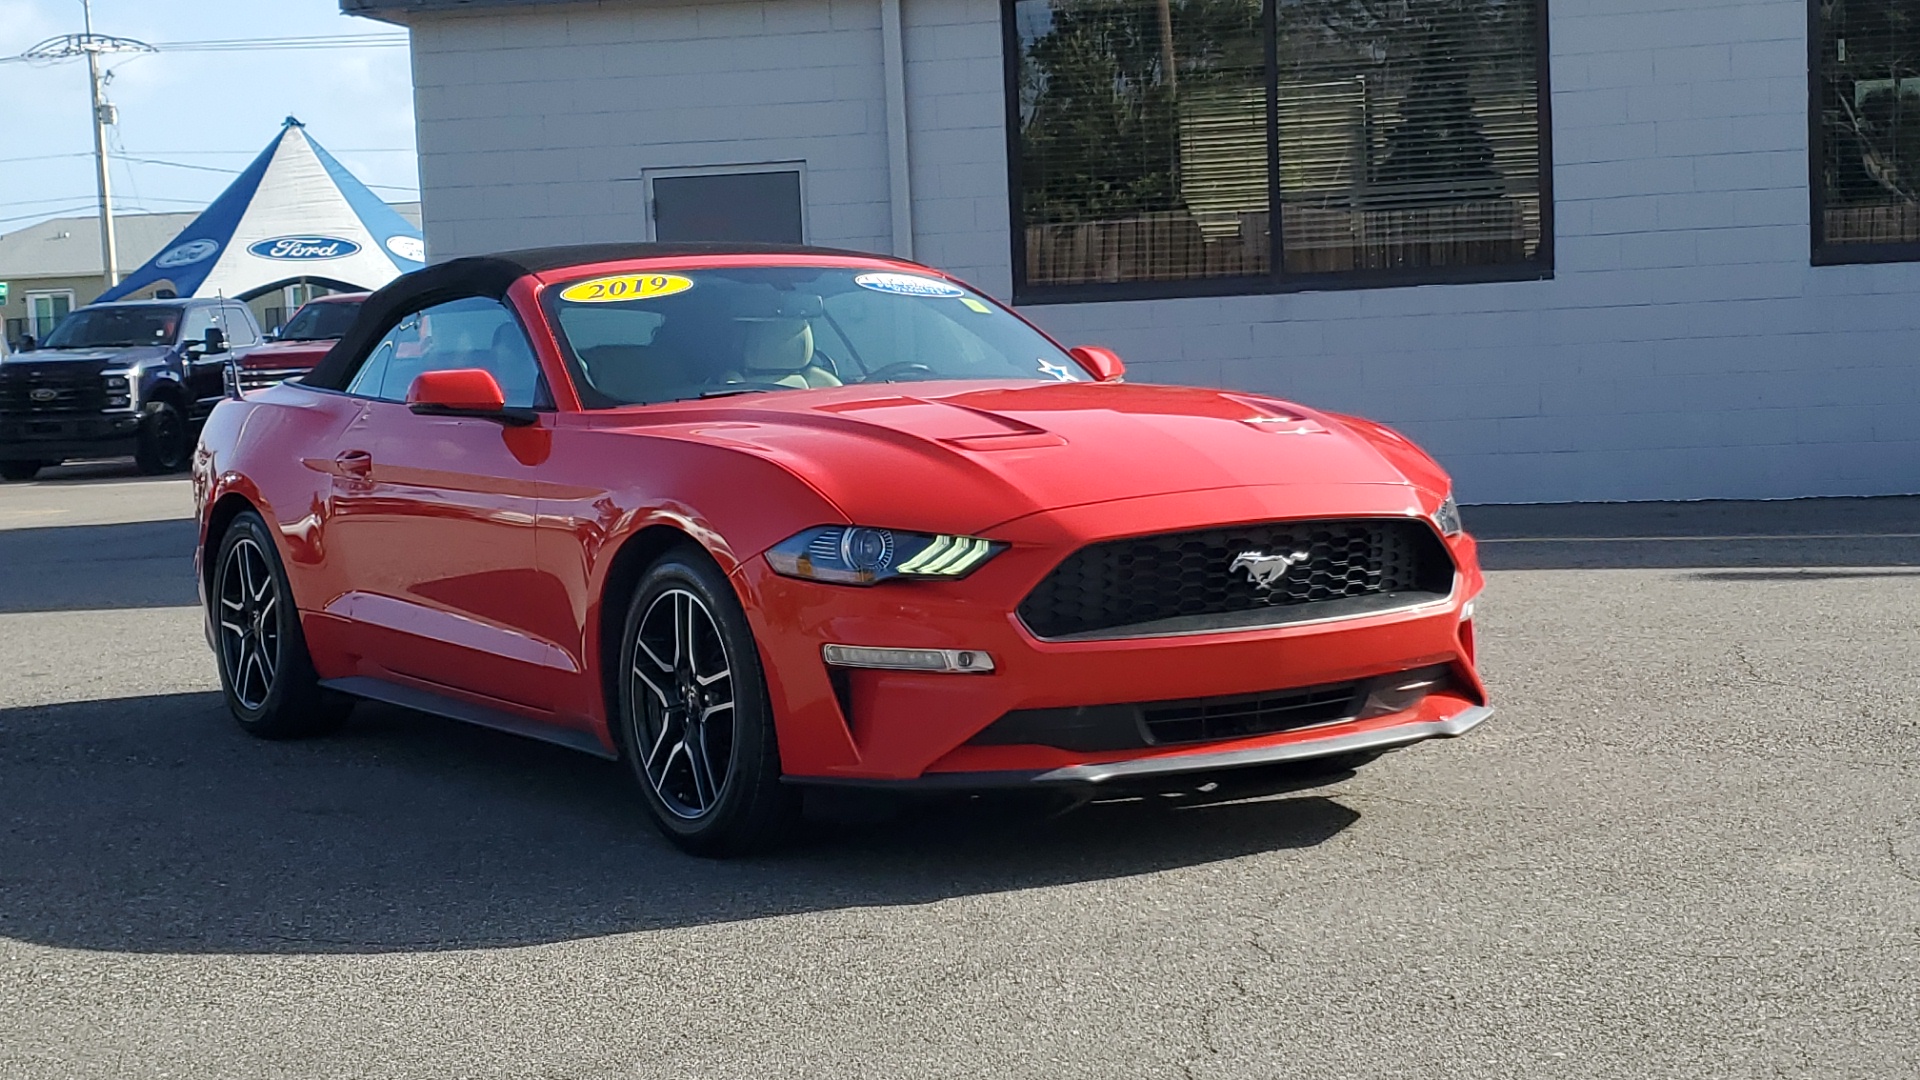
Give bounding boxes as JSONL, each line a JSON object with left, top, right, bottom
{"left": 0, "top": 413, "right": 141, "bottom": 460}
{"left": 741, "top": 484, "right": 1488, "bottom": 786}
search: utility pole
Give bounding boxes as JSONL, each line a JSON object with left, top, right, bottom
{"left": 13, "top": 11, "right": 153, "bottom": 294}
{"left": 83, "top": 0, "right": 118, "bottom": 290}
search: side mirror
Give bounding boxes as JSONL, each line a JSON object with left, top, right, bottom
{"left": 406, "top": 368, "right": 535, "bottom": 425}
{"left": 1069, "top": 345, "right": 1126, "bottom": 383}
{"left": 204, "top": 327, "right": 228, "bottom": 354}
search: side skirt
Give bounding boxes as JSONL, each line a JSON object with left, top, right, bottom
{"left": 320, "top": 675, "right": 617, "bottom": 760}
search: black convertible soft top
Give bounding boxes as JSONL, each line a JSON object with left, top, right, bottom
{"left": 302, "top": 241, "right": 884, "bottom": 390}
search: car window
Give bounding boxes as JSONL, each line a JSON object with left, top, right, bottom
{"left": 548, "top": 266, "right": 1085, "bottom": 407}
{"left": 347, "top": 297, "right": 544, "bottom": 408}
{"left": 218, "top": 306, "right": 258, "bottom": 347}
{"left": 39, "top": 306, "right": 179, "bottom": 349}
{"left": 181, "top": 307, "right": 218, "bottom": 345}
{"left": 346, "top": 337, "right": 397, "bottom": 398}
{"left": 280, "top": 300, "right": 362, "bottom": 341}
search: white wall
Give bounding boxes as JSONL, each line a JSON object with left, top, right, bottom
{"left": 408, "top": 0, "right": 1920, "bottom": 504}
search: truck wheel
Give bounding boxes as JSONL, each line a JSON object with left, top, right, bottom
{"left": 0, "top": 461, "right": 45, "bottom": 481}
{"left": 213, "top": 509, "right": 351, "bottom": 739}
{"left": 134, "top": 400, "right": 191, "bottom": 475}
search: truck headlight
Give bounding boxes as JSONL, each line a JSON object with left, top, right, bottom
{"left": 767, "top": 526, "right": 1003, "bottom": 585}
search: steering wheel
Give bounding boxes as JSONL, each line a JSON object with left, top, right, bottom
{"left": 861, "top": 361, "right": 938, "bottom": 383}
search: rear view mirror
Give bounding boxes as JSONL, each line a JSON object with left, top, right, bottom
{"left": 1069, "top": 345, "right": 1126, "bottom": 383}
{"left": 406, "top": 368, "right": 535, "bottom": 425}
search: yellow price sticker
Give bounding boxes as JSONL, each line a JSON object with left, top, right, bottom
{"left": 559, "top": 273, "right": 694, "bottom": 303}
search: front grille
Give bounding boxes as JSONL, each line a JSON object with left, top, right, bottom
{"left": 238, "top": 368, "right": 308, "bottom": 391}
{"left": 0, "top": 367, "right": 109, "bottom": 416}
{"left": 1018, "top": 518, "right": 1454, "bottom": 640}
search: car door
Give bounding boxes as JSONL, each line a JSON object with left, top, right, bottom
{"left": 323, "top": 297, "right": 580, "bottom": 715}
{"left": 174, "top": 306, "right": 230, "bottom": 416}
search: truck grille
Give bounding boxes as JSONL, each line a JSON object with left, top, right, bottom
{"left": 1017, "top": 518, "right": 1455, "bottom": 640}
{"left": 0, "top": 366, "right": 109, "bottom": 416}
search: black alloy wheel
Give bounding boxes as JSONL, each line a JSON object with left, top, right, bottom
{"left": 0, "top": 460, "right": 45, "bottom": 481}
{"left": 618, "top": 549, "right": 795, "bottom": 856}
{"left": 134, "top": 400, "right": 191, "bottom": 475}
{"left": 212, "top": 510, "right": 350, "bottom": 738}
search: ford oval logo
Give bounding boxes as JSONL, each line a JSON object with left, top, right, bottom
{"left": 247, "top": 235, "right": 361, "bottom": 261}
{"left": 30, "top": 388, "right": 59, "bottom": 403}
{"left": 156, "top": 239, "right": 220, "bottom": 268}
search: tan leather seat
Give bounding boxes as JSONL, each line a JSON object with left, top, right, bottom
{"left": 737, "top": 319, "right": 841, "bottom": 389}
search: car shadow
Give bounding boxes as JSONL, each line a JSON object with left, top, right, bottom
{"left": 0, "top": 691, "right": 1361, "bottom": 955}
{"left": 0, "top": 520, "right": 199, "bottom": 613}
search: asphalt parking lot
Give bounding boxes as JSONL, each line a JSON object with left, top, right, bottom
{"left": 2, "top": 463, "right": 1916, "bottom": 1079}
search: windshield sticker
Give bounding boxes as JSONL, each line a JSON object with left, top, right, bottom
{"left": 854, "top": 272, "right": 965, "bottom": 298}
{"left": 1037, "top": 358, "right": 1076, "bottom": 381}
{"left": 959, "top": 297, "right": 993, "bottom": 314}
{"left": 559, "top": 273, "right": 694, "bottom": 304}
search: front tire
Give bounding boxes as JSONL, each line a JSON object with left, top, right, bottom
{"left": 134, "top": 400, "right": 191, "bottom": 475}
{"left": 617, "top": 549, "right": 796, "bottom": 856}
{"left": 0, "top": 461, "right": 45, "bottom": 481}
{"left": 212, "top": 510, "right": 350, "bottom": 739}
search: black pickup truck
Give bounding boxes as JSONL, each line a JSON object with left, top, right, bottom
{"left": 0, "top": 298, "right": 263, "bottom": 480}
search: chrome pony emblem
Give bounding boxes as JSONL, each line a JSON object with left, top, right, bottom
{"left": 1230, "top": 549, "right": 1308, "bottom": 591}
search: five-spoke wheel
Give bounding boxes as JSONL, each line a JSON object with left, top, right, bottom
{"left": 212, "top": 510, "right": 349, "bottom": 738}
{"left": 218, "top": 536, "right": 282, "bottom": 711}
{"left": 629, "top": 588, "right": 737, "bottom": 820}
{"left": 618, "top": 550, "right": 795, "bottom": 855}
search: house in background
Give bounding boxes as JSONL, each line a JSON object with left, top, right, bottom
{"left": 343, "top": 0, "right": 1920, "bottom": 504}
{"left": 0, "top": 202, "right": 423, "bottom": 347}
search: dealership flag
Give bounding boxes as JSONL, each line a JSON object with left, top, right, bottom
{"left": 97, "top": 117, "right": 424, "bottom": 302}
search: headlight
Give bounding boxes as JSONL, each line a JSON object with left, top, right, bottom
{"left": 104, "top": 376, "right": 129, "bottom": 391}
{"left": 1435, "top": 492, "right": 1463, "bottom": 536}
{"left": 767, "top": 525, "right": 1003, "bottom": 585}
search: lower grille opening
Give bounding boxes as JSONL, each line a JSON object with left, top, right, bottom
{"left": 1142, "top": 683, "right": 1360, "bottom": 745}
{"left": 968, "top": 665, "right": 1454, "bottom": 752}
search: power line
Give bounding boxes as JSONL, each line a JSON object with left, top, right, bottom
{"left": 0, "top": 33, "right": 408, "bottom": 63}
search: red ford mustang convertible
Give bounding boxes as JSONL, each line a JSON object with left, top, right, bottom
{"left": 193, "top": 243, "right": 1490, "bottom": 854}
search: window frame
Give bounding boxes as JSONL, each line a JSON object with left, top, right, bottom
{"left": 1000, "top": 0, "right": 1556, "bottom": 304}
{"left": 1808, "top": 0, "right": 1920, "bottom": 265}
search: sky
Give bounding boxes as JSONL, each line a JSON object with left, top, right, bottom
{"left": 0, "top": 0, "right": 417, "bottom": 233}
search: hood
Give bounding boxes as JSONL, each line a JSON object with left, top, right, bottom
{"left": 601, "top": 381, "right": 1431, "bottom": 533}
{"left": 1, "top": 345, "right": 174, "bottom": 369}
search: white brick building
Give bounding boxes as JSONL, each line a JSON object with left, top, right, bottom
{"left": 347, "top": 0, "right": 1920, "bottom": 504}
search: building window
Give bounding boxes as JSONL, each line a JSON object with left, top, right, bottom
{"left": 1005, "top": 0, "right": 1552, "bottom": 302}
{"left": 1812, "top": 1, "right": 1920, "bottom": 263}
{"left": 645, "top": 165, "right": 806, "bottom": 245}
{"left": 26, "top": 291, "right": 75, "bottom": 339}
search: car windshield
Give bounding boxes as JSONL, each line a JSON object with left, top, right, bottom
{"left": 42, "top": 307, "right": 180, "bottom": 349}
{"left": 279, "top": 300, "right": 362, "bottom": 341}
{"left": 549, "top": 266, "right": 1086, "bottom": 406}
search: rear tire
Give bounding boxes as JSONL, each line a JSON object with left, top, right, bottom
{"left": 616, "top": 547, "right": 797, "bottom": 856}
{"left": 134, "top": 400, "right": 191, "bottom": 475}
{"left": 0, "top": 461, "right": 44, "bottom": 481}
{"left": 212, "top": 510, "right": 351, "bottom": 739}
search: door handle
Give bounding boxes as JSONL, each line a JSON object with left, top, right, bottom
{"left": 335, "top": 449, "right": 373, "bottom": 478}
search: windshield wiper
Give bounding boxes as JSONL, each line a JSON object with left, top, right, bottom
{"left": 699, "top": 387, "right": 769, "bottom": 399}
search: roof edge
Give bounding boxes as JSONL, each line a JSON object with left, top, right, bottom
{"left": 341, "top": 0, "right": 587, "bottom": 24}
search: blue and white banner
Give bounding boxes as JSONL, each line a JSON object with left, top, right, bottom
{"left": 99, "top": 118, "right": 424, "bottom": 302}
